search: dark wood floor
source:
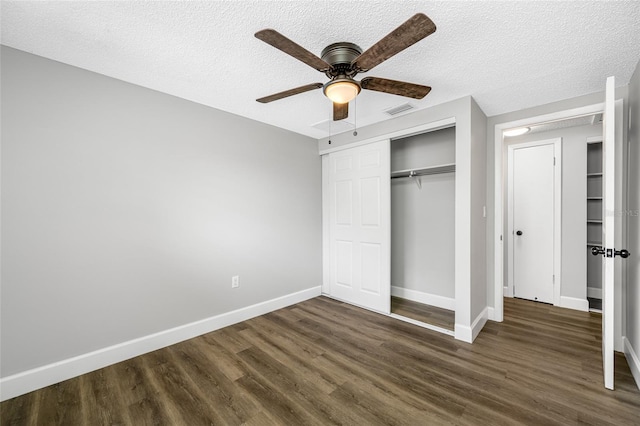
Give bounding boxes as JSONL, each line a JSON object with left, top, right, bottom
{"left": 2, "top": 297, "right": 639, "bottom": 425}
{"left": 391, "top": 296, "right": 455, "bottom": 331}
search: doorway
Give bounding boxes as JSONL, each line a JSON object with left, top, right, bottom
{"left": 492, "top": 89, "right": 626, "bottom": 390}
{"left": 389, "top": 126, "right": 456, "bottom": 334}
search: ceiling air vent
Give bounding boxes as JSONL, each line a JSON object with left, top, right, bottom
{"left": 384, "top": 103, "right": 414, "bottom": 116}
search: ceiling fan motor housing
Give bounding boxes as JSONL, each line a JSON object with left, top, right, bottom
{"left": 321, "top": 42, "right": 362, "bottom": 78}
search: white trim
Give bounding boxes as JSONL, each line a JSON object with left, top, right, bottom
{"left": 319, "top": 117, "right": 456, "bottom": 155}
{"left": 587, "top": 286, "right": 603, "bottom": 299}
{"left": 507, "top": 138, "right": 562, "bottom": 306}
{"left": 487, "top": 307, "right": 496, "bottom": 321}
{"left": 493, "top": 102, "right": 607, "bottom": 323}
{"left": 389, "top": 314, "right": 455, "bottom": 336}
{"left": 623, "top": 337, "right": 640, "bottom": 390}
{"left": 0, "top": 286, "right": 322, "bottom": 402}
{"left": 559, "top": 296, "right": 589, "bottom": 312}
{"left": 455, "top": 307, "right": 488, "bottom": 343}
{"left": 391, "top": 286, "right": 455, "bottom": 311}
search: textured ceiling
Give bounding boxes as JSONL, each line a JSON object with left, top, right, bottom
{"left": 2, "top": 1, "right": 639, "bottom": 139}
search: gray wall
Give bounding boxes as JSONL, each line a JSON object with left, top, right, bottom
{"left": 391, "top": 127, "right": 455, "bottom": 299}
{"left": 627, "top": 59, "right": 640, "bottom": 373}
{"left": 506, "top": 124, "right": 602, "bottom": 301}
{"left": 470, "top": 98, "right": 488, "bottom": 322}
{"left": 0, "top": 46, "right": 322, "bottom": 377}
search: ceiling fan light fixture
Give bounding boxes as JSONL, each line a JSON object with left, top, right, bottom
{"left": 324, "top": 79, "right": 361, "bottom": 104}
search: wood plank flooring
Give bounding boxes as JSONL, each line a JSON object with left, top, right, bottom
{"left": 391, "top": 296, "right": 455, "bottom": 331}
{"left": 2, "top": 297, "right": 639, "bottom": 425}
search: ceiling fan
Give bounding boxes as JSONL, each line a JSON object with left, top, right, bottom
{"left": 255, "top": 13, "right": 436, "bottom": 121}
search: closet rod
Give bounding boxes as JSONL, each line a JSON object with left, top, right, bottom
{"left": 390, "top": 164, "right": 456, "bottom": 179}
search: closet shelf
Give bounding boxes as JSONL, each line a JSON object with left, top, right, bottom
{"left": 587, "top": 219, "right": 603, "bottom": 224}
{"left": 587, "top": 172, "right": 603, "bottom": 177}
{"left": 391, "top": 163, "right": 456, "bottom": 179}
{"left": 587, "top": 241, "right": 603, "bottom": 247}
{"left": 587, "top": 197, "right": 603, "bottom": 200}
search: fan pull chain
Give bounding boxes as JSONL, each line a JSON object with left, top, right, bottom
{"left": 328, "top": 102, "right": 333, "bottom": 144}
{"left": 353, "top": 98, "right": 358, "bottom": 136}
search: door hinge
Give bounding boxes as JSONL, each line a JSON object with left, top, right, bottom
{"left": 552, "top": 274, "right": 555, "bottom": 284}
{"left": 553, "top": 157, "right": 556, "bottom": 166}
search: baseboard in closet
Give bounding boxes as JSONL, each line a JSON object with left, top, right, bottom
{"left": 587, "top": 287, "right": 603, "bottom": 299}
{"left": 390, "top": 286, "right": 455, "bottom": 311}
{"left": 559, "top": 295, "right": 589, "bottom": 312}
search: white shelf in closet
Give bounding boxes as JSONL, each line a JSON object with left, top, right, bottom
{"left": 586, "top": 139, "right": 603, "bottom": 304}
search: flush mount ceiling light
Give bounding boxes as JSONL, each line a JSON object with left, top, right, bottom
{"left": 503, "top": 127, "right": 530, "bottom": 137}
{"left": 323, "top": 78, "right": 361, "bottom": 104}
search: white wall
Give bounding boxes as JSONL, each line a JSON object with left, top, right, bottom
{"left": 0, "top": 46, "right": 322, "bottom": 378}
{"left": 626, "top": 59, "right": 640, "bottom": 387}
{"left": 391, "top": 127, "right": 455, "bottom": 300}
{"left": 506, "top": 124, "right": 602, "bottom": 303}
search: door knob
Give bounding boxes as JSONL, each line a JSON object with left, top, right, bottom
{"left": 615, "top": 249, "right": 630, "bottom": 259}
{"left": 591, "top": 246, "right": 630, "bottom": 258}
{"left": 516, "top": 230, "right": 523, "bottom": 236}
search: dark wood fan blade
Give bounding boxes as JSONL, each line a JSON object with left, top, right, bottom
{"left": 352, "top": 13, "right": 436, "bottom": 72}
{"left": 255, "top": 29, "right": 331, "bottom": 72}
{"left": 361, "top": 77, "right": 431, "bottom": 99}
{"left": 333, "top": 102, "right": 349, "bottom": 121}
{"left": 256, "top": 83, "right": 323, "bottom": 103}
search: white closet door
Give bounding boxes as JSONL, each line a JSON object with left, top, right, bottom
{"left": 328, "top": 140, "right": 390, "bottom": 314}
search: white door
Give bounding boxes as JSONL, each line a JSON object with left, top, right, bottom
{"left": 508, "top": 139, "right": 561, "bottom": 305}
{"left": 328, "top": 140, "right": 391, "bottom": 313}
{"left": 601, "top": 76, "right": 616, "bottom": 390}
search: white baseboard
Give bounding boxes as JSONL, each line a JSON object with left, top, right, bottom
{"left": 587, "top": 287, "right": 602, "bottom": 299}
{"left": 487, "top": 306, "right": 496, "bottom": 321}
{"left": 559, "top": 296, "right": 589, "bottom": 312}
{"left": 391, "top": 286, "right": 455, "bottom": 311}
{"left": 0, "top": 286, "right": 322, "bottom": 402}
{"left": 455, "top": 307, "right": 488, "bottom": 343}
{"left": 623, "top": 337, "right": 640, "bottom": 391}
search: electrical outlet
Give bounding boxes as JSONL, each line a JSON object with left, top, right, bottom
{"left": 232, "top": 275, "right": 239, "bottom": 288}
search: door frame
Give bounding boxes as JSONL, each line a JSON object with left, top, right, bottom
{"left": 507, "top": 138, "right": 562, "bottom": 306}
{"left": 492, "top": 99, "right": 626, "bottom": 352}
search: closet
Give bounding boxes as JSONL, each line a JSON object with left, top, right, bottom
{"left": 321, "top": 96, "right": 488, "bottom": 344}
{"left": 586, "top": 137, "right": 603, "bottom": 311}
{"left": 390, "top": 127, "right": 456, "bottom": 333}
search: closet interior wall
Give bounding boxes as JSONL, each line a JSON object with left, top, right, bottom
{"left": 391, "top": 126, "right": 456, "bottom": 311}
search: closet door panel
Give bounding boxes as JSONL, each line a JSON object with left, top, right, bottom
{"left": 360, "top": 177, "right": 381, "bottom": 227}
{"left": 361, "top": 242, "right": 382, "bottom": 294}
{"left": 328, "top": 140, "right": 390, "bottom": 314}
{"left": 335, "top": 241, "right": 353, "bottom": 287}
{"left": 335, "top": 180, "right": 353, "bottom": 225}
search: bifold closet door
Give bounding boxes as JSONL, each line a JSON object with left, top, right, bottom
{"left": 328, "top": 140, "right": 391, "bottom": 314}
